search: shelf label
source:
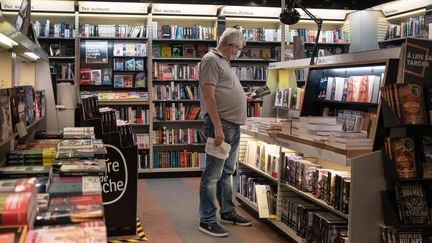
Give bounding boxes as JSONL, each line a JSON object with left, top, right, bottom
{"left": 151, "top": 4, "right": 217, "bottom": 16}
{"left": 221, "top": 6, "right": 347, "bottom": 20}
{"left": 1, "top": 0, "right": 74, "bottom": 12}
{"left": 78, "top": 1, "right": 149, "bottom": 14}
{"left": 373, "top": 0, "right": 430, "bottom": 16}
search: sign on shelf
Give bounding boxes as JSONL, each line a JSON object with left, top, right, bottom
{"left": 78, "top": 1, "right": 149, "bottom": 14}
{"left": 373, "top": 0, "right": 430, "bottom": 16}
{"left": 151, "top": 3, "right": 218, "bottom": 16}
{"left": 1, "top": 0, "right": 74, "bottom": 12}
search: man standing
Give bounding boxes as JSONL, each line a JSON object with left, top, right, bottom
{"left": 198, "top": 28, "right": 252, "bottom": 237}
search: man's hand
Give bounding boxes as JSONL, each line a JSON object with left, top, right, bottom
{"left": 214, "top": 126, "right": 225, "bottom": 146}
{"left": 245, "top": 92, "right": 253, "bottom": 101}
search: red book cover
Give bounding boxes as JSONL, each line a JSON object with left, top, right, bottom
{"left": 398, "top": 83, "right": 426, "bottom": 125}
{"left": 1, "top": 192, "right": 33, "bottom": 225}
{"left": 49, "top": 194, "right": 102, "bottom": 206}
{"left": 79, "top": 68, "right": 91, "bottom": 85}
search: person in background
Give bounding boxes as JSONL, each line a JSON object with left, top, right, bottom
{"left": 198, "top": 28, "right": 252, "bottom": 237}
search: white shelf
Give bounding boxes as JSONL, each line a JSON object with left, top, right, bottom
{"left": 238, "top": 160, "right": 278, "bottom": 183}
{"left": 280, "top": 182, "right": 348, "bottom": 219}
{"left": 139, "top": 167, "right": 203, "bottom": 173}
{"left": 239, "top": 127, "right": 276, "bottom": 144}
{"left": 235, "top": 193, "right": 304, "bottom": 243}
{"left": 275, "top": 133, "right": 371, "bottom": 167}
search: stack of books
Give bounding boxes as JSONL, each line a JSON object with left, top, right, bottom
{"left": 328, "top": 131, "right": 372, "bottom": 150}
{"left": 291, "top": 117, "right": 342, "bottom": 141}
{"left": 153, "top": 151, "right": 206, "bottom": 169}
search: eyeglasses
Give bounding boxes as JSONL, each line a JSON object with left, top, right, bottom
{"left": 229, "top": 43, "right": 243, "bottom": 51}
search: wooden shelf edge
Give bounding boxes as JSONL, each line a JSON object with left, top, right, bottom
{"left": 138, "top": 167, "right": 203, "bottom": 173}
{"left": 280, "top": 183, "right": 348, "bottom": 219}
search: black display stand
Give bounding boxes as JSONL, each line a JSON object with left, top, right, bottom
{"left": 81, "top": 116, "right": 138, "bottom": 237}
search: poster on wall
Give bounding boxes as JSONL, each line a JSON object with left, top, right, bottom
{"left": 86, "top": 41, "right": 108, "bottom": 64}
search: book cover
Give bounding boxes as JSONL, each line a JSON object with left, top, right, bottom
{"left": 183, "top": 44, "right": 196, "bottom": 58}
{"left": 171, "top": 44, "right": 183, "bottom": 58}
{"left": 135, "top": 72, "right": 146, "bottom": 88}
{"left": 261, "top": 48, "right": 271, "bottom": 58}
{"left": 58, "top": 160, "right": 107, "bottom": 177}
{"left": 79, "top": 68, "right": 91, "bottom": 85}
{"left": 399, "top": 38, "right": 432, "bottom": 84}
{"left": 123, "top": 75, "right": 133, "bottom": 88}
{"left": 395, "top": 182, "right": 431, "bottom": 224}
{"left": 0, "top": 166, "right": 50, "bottom": 179}
{"left": 90, "top": 69, "right": 101, "bottom": 85}
{"left": 136, "top": 43, "right": 146, "bottom": 56}
{"left": 0, "top": 90, "right": 12, "bottom": 142}
{"left": 398, "top": 83, "right": 426, "bottom": 125}
{"left": 420, "top": 136, "right": 432, "bottom": 179}
{"left": 24, "top": 223, "right": 106, "bottom": 243}
{"left": 358, "top": 76, "right": 369, "bottom": 102}
{"left": 48, "top": 194, "right": 102, "bottom": 210}
{"left": 113, "top": 43, "right": 124, "bottom": 56}
{"left": 153, "top": 44, "right": 161, "bottom": 57}
{"left": 125, "top": 44, "right": 136, "bottom": 56}
{"left": 113, "top": 58, "right": 124, "bottom": 71}
{"left": 390, "top": 137, "right": 417, "bottom": 179}
{"left": 197, "top": 44, "right": 208, "bottom": 58}
{"left": 0, "top": 192, "right": 35, "bottom": 226}
{"left": 125, "top": 58, "right": 136, "bottom": 71}
{"left": 161, "top": 45, "right": 171, "bottom": 57}
{"left": 48, "top": 176, "right": 101, "bottom": 197}
{"left": 135, "top": 58, "right": 144, "bottom": 71}
{"left": 113, "top": 75, "right": 124, "bottom": 88}
{"left": 58, "top": 139, "right": 93, "bottom": 150}
{"left": 101, "top": 68, "right": 112, "bottom": 85}
{"left": 34, "top": 208, "right": 103, "bottom": 226}
{"left": 0, "top": 178, "right": 36, "bottom": 193}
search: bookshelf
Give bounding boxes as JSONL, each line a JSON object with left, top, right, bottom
{"left": 236, "top": 49, "right": 406, "bottom": 242}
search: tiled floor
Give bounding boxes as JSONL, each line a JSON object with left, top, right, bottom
{"left": 137, "top": 177, "right": 290, "bottom": 243}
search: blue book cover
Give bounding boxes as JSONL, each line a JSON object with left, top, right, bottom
{"left": 113, "top": 75, "right": 124, "bottom": 88}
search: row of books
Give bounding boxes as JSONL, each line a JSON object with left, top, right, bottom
{"left": 80, "top": 24, "right": 147, "bottom": 38}
{"left": 384, "top": 136, "right": 432, "bottom": 180}
{"left": 154, "top": 103, "right": 200, "bottom": 121}
{"left": 237, "top": 172, "right": 277, "bottom": 212}
{"left": 281, "top": 154, "right": 351, "bottom": 215}
{"left": 385, "top": 16, "right": 424, "bottom": 40}
{"left": 381, "top": 226, "right": 431, "bottom": 243}
{"left": 114, "top": 58, "right": 145, "bottom": 71}
{"left": 113, "top": 72, "right": 146, "bottom": 89}
{"left": 152, "top": 22, "right": 216, "bottom": 40}
{"left": 281, "top": 196, "right": 348, "bottom": 242}
{"left": 135, "top": 133, "right": 150, "bottom": 149}
{"left": 295, "top": 69, "right": 306, "bottom": 82}
{"left": 153, "top": 63, "right": 200, "bottom": 80}
{"left": 54, "top": 63, "right": 75, "bottom": 81}
{"left": 154, "top": 127, "right": 205, "bottom": 145}
{"left": 139, "top": 151, "right": 150, "bottom": 169}
{"left": 286, "top": 29, "right": 349, "bottom": 44}
{"left": 274, "top": 87, "right": 304, "bottom": 110}
{"left": 42, "top": 42, "right": 74, "bottom": 57}
{"left": 317, "top": 75, "right": 382, "bottom": 103}
{"left": 153, "top": 84, "right": 200, "bottom": 101}
{"left": 237, "top": 46, "right": 278, "bottom": 59}
{"left": 153, "top": 151, "right": 206, "bottom": 168}
{"left": 231, "top": 65, "right": 267, "bottom": 81}
{"left": 153, "top": 43, "right": 210, "bottom": 58}
{"left": 381, "top": 83, "right": 432, "bottom": 125}
{"left": 33, "top": 20, "right": 75, "bottom": 38}
{"left": 113, "top": 106, "right": 150, "bottom": 125}
{"left": 81, "top": 91, "right": 148, "bottom": 101}
{"left": 238, "top": 27, "right": 282, "bottom": 42}
{"left": 113, "top": 42, "right": 147, "bottom": 57}
{"left": 0, "top": 86, "right": 45, "bottom": 143}
{"left": 243, "top": 140, "right": 280, "bottom": 178}
{"left": 80, "top": 68, "right": 112, "bottom": 85}
{"left": 247, "top": 103, "right": 262, "bottom": 118}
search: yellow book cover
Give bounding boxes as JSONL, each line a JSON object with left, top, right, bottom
{"left": 161, "top": 45, "right": 171, "bottom": 57}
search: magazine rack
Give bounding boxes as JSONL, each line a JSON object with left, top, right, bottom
{"left": 80, "top": 115, "right": 138, "bottom": 237}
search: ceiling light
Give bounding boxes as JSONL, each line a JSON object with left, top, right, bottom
{"left": 24, "top": 52, "right": 39, "bottom": 60}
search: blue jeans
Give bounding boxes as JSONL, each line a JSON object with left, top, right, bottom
{"left": 199, "top": 117, "right": 240, "bottom": 223}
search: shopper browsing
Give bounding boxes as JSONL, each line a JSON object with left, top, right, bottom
{"left": 198, "top": 28, "right": 252, "bottom": 237}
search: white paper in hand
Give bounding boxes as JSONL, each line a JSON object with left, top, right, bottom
{"left": 205, "top": 137, "right": 231, "bottom": 160}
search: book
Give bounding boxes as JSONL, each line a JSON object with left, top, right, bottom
{"left": 395, "top": 182, "right": 431, "bottom": 224}
{"left": 48, "top": 194, "right": 102, "bottom": 211}
{"left": 113, "top": 75, "right": 124, "bottom": 88}
{"left": 90, "top": 69, "right": 101, "bottom": 85}
{"left": 101, "top": 68, "right": 112, "bottom": 85}
{"left": 113, "top": 43, "right": 124, "bottom": 56}
{"left": 135, "top": 58, "right": 144, "bottom": 71}
{"left": 79, "top": 68, "right": 91, "bottom": 85}
{"left": 58, "top": 140, "right": 93, "bottom": 150}
{"left": 171, "top": 44, "right": 183, "bottom": 57}
{"left": 136, "top": 43, "right": 146, "bottom": 56}
{"left": 0, "top": 90, "right": 12, "bottom": 143}
{"left": 183, "top": 44, "right": 196, "bottom": 58}
{"left": 0, "top": 192, "right": 37, "bottom": 227}
{"left": 124, "top": 75, "right": 133, "bottom": 88}
{"left": 388, "top": 137, "right": 417, "bottom": 179}
{"left": 251, "top": 85, "right": 271, "bottom": 99}
{"left": 24, "top": 222, "right": 107, "bottom": 243}
{"left": 0, "top": 166, "right": 51, "bottom": 179}
{"left": 0, "top": 178, "right": 37, "bottom": 193}
{"left": 125, "top": 43, "right": 136, "bottom": 56}
{"left": 161, "top": 45, "right": 171, "bottom": 57}
{"left": 397, "top": 38, "right": 432, "bottom": 84}
{"left": 125, "top": 58, "right": 136, "bottom": 71}
{"left": 135, "top": 72, "right": 146, "bottom": 88}
{"left": 153, "top": 44, "right": 161, "bottom": 57}
{"left": 420, "top": 136, "right": 432, "bottom": 179}
{"left": 197, "top": 44, "right": 208, "bottom": 57}
{"left": 58, "top": 159, "right": 107, "bottom": 176}
{"left": 48, "top": 176, "right": 101, "bottom": 197}
{"left": 398, "top": 83, "right": 426, "bottom": 125}
{"left": 113, "top": 58, "right": 124, "bottom": 71}
{"left": 34, "top": 208, "right": 103, "bottom": 226}
{"left": 0, "top": 225, "right": 27, "bottom": 243}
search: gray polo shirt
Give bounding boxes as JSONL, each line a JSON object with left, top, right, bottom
{"left": 199, "top": 48, "right": 246, "bottom": 125}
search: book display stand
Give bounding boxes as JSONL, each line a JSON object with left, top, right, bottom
{"left": 80, "top": 100, "right": 138, "bottom": 237}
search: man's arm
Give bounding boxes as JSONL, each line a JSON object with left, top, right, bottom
{"left": 202, "top": 84, "right": 224, "bottom": 146}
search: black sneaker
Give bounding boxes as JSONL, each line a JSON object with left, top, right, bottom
{"left": 220, "top": 214, "right": 252, "bottom": 226}
{"left": 199, "top": 222, "right": 229, "bottom": 237}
